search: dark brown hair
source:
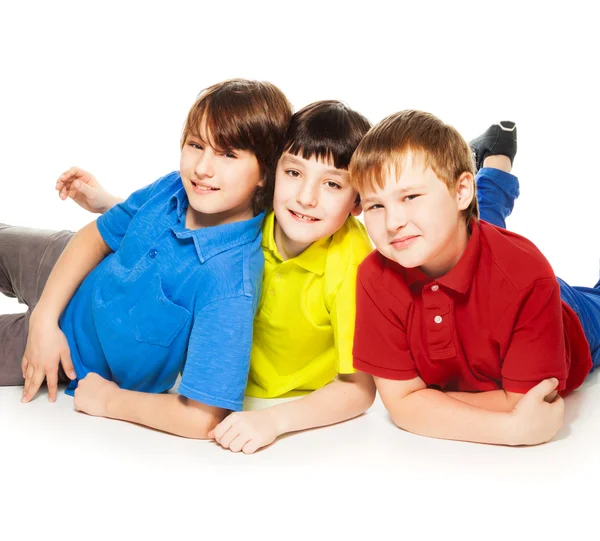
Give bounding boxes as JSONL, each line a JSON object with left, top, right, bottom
{"left": 349, "top": 109, "right": 479, "bottom": 222}
{"left": 256, "top": 100, "right": 371, "bottom": 208}
{"left": 282, "top": 100, "right": 371, "bottom": 169}
{"left": 181, "top": 79, "right": 293, "bottom": 214}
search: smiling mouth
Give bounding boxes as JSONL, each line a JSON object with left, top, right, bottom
{"left": 390, "top": 235, "right": 419, "bottom": 248}
{"left": 191, "top": 180, "right": 219, "bottom": 191}
{"left": 289, "top": 210, "right": 319, "bottom": 221}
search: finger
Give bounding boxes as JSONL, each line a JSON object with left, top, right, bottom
{"left": 56, "top": 167, "right": 78, "bottom": 186}
{"left": 212, "top": 417, "right": 234, "bottom": 442}
{"left": 46, "top": 371, "right": 59, "bottom": 403}
{"left": 74, "top": 180, "right": 94, "bottom": 195}
{"left": 22, "top": 367, "right": 45, "bottom": 402}
{"left": 530, "top": 378, "right": 559, "bottom": 397}
{"left": 21, "top": 363, "right": 35, "bottom": 401}
{"left": 242, "top": 440, "right": 260, "bottom": 455}
{"left": 219, "top": 426, "right": 241, "bottom": 449}
{"left": 21, "top": 356, "right": 29, "bottom": 379}
{"left": 60, "top": 348, "right": 76, "bottom": 380}
{"left": 227, "top": 434, "right": 250, "bottom": 453}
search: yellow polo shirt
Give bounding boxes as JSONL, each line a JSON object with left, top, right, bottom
{"left": 246, "top": 210, "right": 374, "bottom": 398}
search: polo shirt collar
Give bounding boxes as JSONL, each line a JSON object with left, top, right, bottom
{"left": 168, "top": 185, "right": 189, "bottom": 220}
{"left": 169, "top": 186, "right": 265, "bottom": 263}
{"left": 402, "top": 219, "right": 481, "bottom": 295}
{"left": 261, "top": 211, "right": 329, "bottom": 275}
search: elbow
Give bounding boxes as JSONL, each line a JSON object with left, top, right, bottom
{"left": 186, "top": 417, "right": 218, "bottom": 440}
{"left": 340, "top": 372, "right": 377, "bottom": 415}
{"left": 382, "top": 395, "right": 417, "bottom": 431}
{"left": 360, "top": 377, "right": 377, "bottom": 412}
{"left": 389, "top": 410, "right": 408, "bottom": 430}
{"left": 177, "top": 396, "right": 227, "bottom": 439}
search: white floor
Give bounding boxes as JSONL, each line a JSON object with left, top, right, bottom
{"left": 1, "top": 300, "right": 598, "bottom": 540}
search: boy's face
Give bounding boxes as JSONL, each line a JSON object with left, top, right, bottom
{"left": 179, "top": 125, "right": 263, "bottom": 228}
{"left": 361, "top": 151, "right": 473, "bottom": 277}
{"left": 272, "top": 153, "right": 360, "bottom": 259}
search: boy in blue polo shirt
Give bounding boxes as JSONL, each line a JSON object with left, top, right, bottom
{"left": 0, "top": 79, "right": 292, "bottom": 438}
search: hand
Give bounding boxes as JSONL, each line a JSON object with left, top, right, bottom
{"left": 21, "top": 313, "right": 76, "bottom": 403}
{"left": 208, "top": 410, "right": 280, "bottom": 454}
{"left": 55, "top": 166, "right": 118, "bottom": 214}
{"left": 73, "top": 373, "right": 120, "bottom": 418}
{"left": 510, "top": 378, "right": 564, "bottom": 445}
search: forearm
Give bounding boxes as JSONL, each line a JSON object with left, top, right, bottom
{"left": 106, "top": 389, "right": 225, "bottom": 439}
{"left": 34, "top": 221, "right": 110, "bottom": 321}
{"left": 269, "top": 372, "right": 376, "bottom": 436}
{"left": 446, "top": 389, "right": 518, "bottom": 412}
{"left": 385, "top": 388, "right": 517, "bottom": 445}
{"left": 447, "top": 388, "right": 556, "bottom": 412}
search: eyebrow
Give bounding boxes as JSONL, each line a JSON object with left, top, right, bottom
{"left": 361, "top": 184, "right": 425, "bottom": 204}
{"left": 395, "top": 184, "right": 424, "bottom": 194}
{"left": 281, "top": 155, "right": 348, "bottom": 178}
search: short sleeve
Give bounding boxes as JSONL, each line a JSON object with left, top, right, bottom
{"left": 329, "top": 218, "right": 374, "bottom": 374}
{"left": 331, "top": 263, "right": 360, "bottom": 374}
{"left": 500, "top": 278, "right": 569, "bottom": 393}
{"left": 352, "top": 268, "right": 418, "bottom": 380}
{"left": 178, "top": 295, "right": 255, "bottom": 411}
{"left": 96, "top": 175, "right": 167, "bottom": 252}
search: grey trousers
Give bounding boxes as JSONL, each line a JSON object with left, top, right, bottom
{"left": 0, "top": 224, "right": 74, "bottom": 386}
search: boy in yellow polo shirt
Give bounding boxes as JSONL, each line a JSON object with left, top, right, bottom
{"left": 56, "top": 100, "right": 376, "bottom": 453}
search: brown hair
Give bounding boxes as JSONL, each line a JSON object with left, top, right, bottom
{"left": 349, "top": 109, "right": 479, "bottom": 222}
{"left": 181, "top": 79, "right": 292, "bottom": 214}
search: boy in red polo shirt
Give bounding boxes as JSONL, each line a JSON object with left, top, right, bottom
{"left": 349, "top": 110, "right": 598, "bottom": 446}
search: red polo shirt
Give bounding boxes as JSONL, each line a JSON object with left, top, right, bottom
{"left": 353, "top": 220, "right": 592, "bottom": 395}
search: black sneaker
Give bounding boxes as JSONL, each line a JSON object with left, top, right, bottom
{"left": 470, "top": 121, "right": 517, "bottom": 171}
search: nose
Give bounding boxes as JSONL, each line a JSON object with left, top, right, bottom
{"left": 295, "top": 179, "right": 318, "bottom": 208}
{"left": 385, "top": 204, "right": 408, "bottom": 234}
{"left": 194, "top": 147, "right": 215, "bottom": 178}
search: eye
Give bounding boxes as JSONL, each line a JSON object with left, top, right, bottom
{"left": 366, "top": 203, "right": 383, "bottom": 211}
{"left": 403, "top": 194, "right": 421, "bottom": 202}
{"left": 189, "top": 141, "right": 203, "bottom": 150}
{"left": 285, "top": 169, "right": 301, "bottom": 178}
{"left": 223, "top": 151, "right": 237, "bottom": 159}
{"left": 325, "top": 180, "right": 341, "bottom": 190}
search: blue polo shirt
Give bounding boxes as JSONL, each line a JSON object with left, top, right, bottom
{"left": 59, "top": 171, "right": 264, "bottom": 411}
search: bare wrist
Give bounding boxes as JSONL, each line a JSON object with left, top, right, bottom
{"left": 267, "top": 407, "right": 289, "bottom": 436}
{"left": 103, "top": 195, "right": 123, "bottom": 214}
{"left": 105, "top": 387, "right": 124, "bottom": 419}
{"left": 30, "top": 302, "right": 61, "bottom": 325}
{"left": 504, "top": 411, "right": 524, "bottom": 446}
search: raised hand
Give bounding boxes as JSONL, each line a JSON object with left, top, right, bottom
{"left": 56, "top": 166, "right": 119, "bottom": 214}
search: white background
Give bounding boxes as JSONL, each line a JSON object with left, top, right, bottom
{"left": 1, "top": 1, "right": 599, "bottom": 539}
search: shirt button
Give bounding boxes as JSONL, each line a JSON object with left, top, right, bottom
{"left": 276, "top": 273, "right": 282, "bottom": 280}
{"left": 269, "top": 289, "right": 275, "bottom": 296}
{"left": 434, "top": 315, "right": 443, "bottom": 324}
{"left": 149, "top": 248, "right": 158, "bottom": 258}
{"left": 431, "top": 285, "right": 439, "bottom": 292}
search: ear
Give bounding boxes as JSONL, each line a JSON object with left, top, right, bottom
{"left": 350, "top": 200, "right": 362, "bottom": 217}
{"left": 257, "top": 175, "right": 266, "bottom": 189}
{"left": 455, "top": 172, "right": 475, "bottom": 212}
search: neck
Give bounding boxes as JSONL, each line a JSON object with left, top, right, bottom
{"left": 420, "top": 219, "right": 470, "bottom": 278}
{"left": 273, "top": 219, "right": 310, "bottom": 261}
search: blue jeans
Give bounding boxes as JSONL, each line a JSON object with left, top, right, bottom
{"left": 477, "top": 167, "right": 600, "bottom": 369}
